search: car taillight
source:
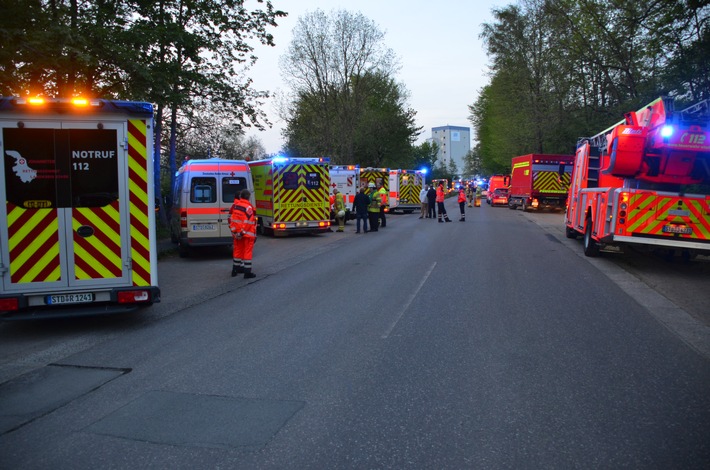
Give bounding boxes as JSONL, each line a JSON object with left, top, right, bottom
{"left": 117, "top": 290, "right": 151, "bottom": 304}
{"left": 0, "top": 297, "right": 19, "bottom": 311}
{"left": 180, "top": 210, "right": 187, "bottom": 228}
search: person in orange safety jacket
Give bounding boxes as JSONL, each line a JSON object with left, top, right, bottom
{"left": 436, "top": 182, "right": 452, "bottom": 223}
{"left": 229, "top": 188, "right": 257, "bottom": 279}
{"left": 458, "top": 185, "right": 467, "bottom": 221}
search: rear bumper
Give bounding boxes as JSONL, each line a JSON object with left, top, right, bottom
{"left": 608, "top": 234, "right": 710, "bottom": 252}
{"left": 0, "top": 286, "right": 161, "bottom": 320}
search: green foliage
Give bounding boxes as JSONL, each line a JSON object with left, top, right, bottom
{"left": 0, "top": 0, "right": 285, "bottom": 214}
{"left": 471, "top": 0, "right": 710, "bottom": 170}
{"left": 280, "top": 9, "right": 421, "bottom": 167}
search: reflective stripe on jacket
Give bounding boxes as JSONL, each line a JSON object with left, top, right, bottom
{"left": 229, "top": 199, "right": 257, "bottom": 237}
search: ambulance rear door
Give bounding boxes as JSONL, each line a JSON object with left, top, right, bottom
{"left": 1, "top": 118, "right": 131, "bottom": 294}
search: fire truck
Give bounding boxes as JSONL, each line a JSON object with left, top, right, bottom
{"left": 508, "top": 154, "right": 574, "bottom": 211}
{"left": 565, "top": 97, "right": 710, "bottom": 257}
{"left": 0, "top": 97, "right": 160, "bottom": 318}
{"left": 388, "top": 169, "right": 425, "bottom": 213}
{"left": 249, "top": 157, "right": 331, "bottom": 236}
{"left": 486, "top": 174, "right": 510, "bottom": 204}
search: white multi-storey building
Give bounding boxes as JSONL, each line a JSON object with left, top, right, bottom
{"left": 431, "top": 125, "right": 470, "bottom": 175}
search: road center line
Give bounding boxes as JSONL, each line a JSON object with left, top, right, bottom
{"left": 381, "top": 261, "right": 437, "bottom": 339}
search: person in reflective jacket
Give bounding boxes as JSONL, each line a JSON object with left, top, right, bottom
{"left": 229, "top": 189, "right": 257, "bottom": 278}
{"left": 436, "top": 182, "right": 452, "bottom": 223}
{"left": 458, "top": 185, "right": 467, "bottom": 221}
{"left": 366, "top": 182, "right": 381, "bottom": 231}
{"left": 333, "top": 188, "right": 346, "bottom": 232}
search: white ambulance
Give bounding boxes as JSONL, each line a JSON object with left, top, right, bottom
{"left": 169, "top": 158, "right": 253, "bottom": 257}
{"left": 0, "top": 97, "right": 160, "bottom": 319}
{"left": 329, "top": 164, "right": 360, "bottom": 220}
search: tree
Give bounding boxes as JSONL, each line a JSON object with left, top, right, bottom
{"left": 126, "top": 0, "right": 285, "bottom": 220}
{"left": 472, "top": 0, "right": 710, "bottom": 172}
{"left": 0, "top": 0, "right": 286, "bottom": 224}
{"left": 280, "top": 8, "right": 416, "bottom": 164}
{"left": 409, "top": 141, "right": 439, "bottom": 175}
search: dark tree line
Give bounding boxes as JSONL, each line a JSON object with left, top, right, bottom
{"left": 0, "top": 0, "right": 286, "bottom": 212}
{"left": 470, "top": 0, "right": 710, "bottom": 175}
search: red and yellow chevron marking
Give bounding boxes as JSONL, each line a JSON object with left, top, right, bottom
{"left": 399, "top": 174, "right": 421, "bottom": 204}
{"left": 274, "top": 163, "right": 329, "bottom": 222}
{"left": 6, "top": 203, "right": 61, "bottom": 284}
{"left": 73, "top": 202, "right": 122, "bottom": 280}
{"left": 360, "top": 170, "right": 389, "bottom": 191}
{"left": 625, "top": 194, "right": 710, "bottom": 240}
{"left": 533, "top": 171, "right": 570, "bottom": 194}
{"left": 127, "top": 119, "right": 151, "bottom": 286}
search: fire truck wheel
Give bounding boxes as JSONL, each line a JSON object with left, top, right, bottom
{"left": 583, "top": 218, "right": 600, "bottom": 257}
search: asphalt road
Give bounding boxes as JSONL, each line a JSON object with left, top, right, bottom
{"left": 1, "top": 198, "right": 709, "bottom": 469}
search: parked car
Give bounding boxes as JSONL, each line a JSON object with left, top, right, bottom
{"left": 490, "top": 187, "right": 509, "bottom": 206}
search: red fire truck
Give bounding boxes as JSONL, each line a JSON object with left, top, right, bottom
{"left": 565, "top": 97, "right": 710, "bottom": 257}
{"left": 508, "top": 154, "right": 574, "bottom": 211}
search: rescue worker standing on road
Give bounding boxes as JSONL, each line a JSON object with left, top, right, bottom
{"left": 419, "top": 185, "right": 428, "bottom": 219}
{"left": 366, "top": 182, "right": 381, "bottom": 231}
{"left": 458, "top": 185, "right": 467, "bottom": 221}
{"left": 437, "top": 182, "right": 452, "bottom": 222}
{"left": 376, "top": 179, "right": 388, "bottom": 228}
{"left": 427, "top": 184, "right": 437, "bottom": 218}
{"left": 334, "top": 188, "right": 346, "bottom": 232}
{"left": 229, "top": 189, "right": 257, "bottom": 279}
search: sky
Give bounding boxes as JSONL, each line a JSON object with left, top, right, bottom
{"left": 243, "top": 0, "right": 514, "bottom": 155}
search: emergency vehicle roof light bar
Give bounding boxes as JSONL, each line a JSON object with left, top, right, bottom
{"left": 1, "top": 97, "right": 153, "bottom": 115}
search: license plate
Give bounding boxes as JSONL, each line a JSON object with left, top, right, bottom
{"left": 662, "top": 225, "right": 693, "bottom": 234}
{"left": 46, "top": 293, "right": 94, "bottom": 305}
{"left": 192, "top": 224, "right": 215, "bottom": 231}
{"left": 296, "top": 221, "right": 309, "bottom": 227}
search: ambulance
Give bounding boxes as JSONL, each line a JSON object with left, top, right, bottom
{"left": 329, "top": 164, "right": 360, "bottom": 220}
{"left": 0, "top": 97, "right": 160, "bottom": 319}
{"left": 388, "top": 169, "right": 425, "bottom": 213}
{"left": 360, "top": 167, "right": 390, "bottom": 209}
{"left": 170, "top": 158, "right": 253, "bottom": 257}
{"left": 248, "top": 157, "right": 331, "bottom": 236}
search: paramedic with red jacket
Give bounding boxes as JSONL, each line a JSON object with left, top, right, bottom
{"left": 229, "top": 189, "right": 257, "bottom": 279}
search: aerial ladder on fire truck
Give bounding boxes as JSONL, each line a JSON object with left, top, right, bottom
{"left": 565, "top": 97, "right": 710, "bottom": 258}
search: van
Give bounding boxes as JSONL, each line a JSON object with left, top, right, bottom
{"left": 329, "top": 164, "right": 360, "bottom": 220}
{"left": 249, "top": 157, "right": 331, "bottom": 236}
{"left": 0, "top": 97, "right": 159, "bottom": 319}
{"left": 170, "top": 158, "right": 253, "bottom": 256}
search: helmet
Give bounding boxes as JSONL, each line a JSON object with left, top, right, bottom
{"left": 368, "top": 182, "right": 376, "bottom": 188}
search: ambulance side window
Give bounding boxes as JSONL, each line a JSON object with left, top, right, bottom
{"left": 191, "top": 177, "right": 216, "bottom": 203}
{"left": 222, "top": 177, "right": 246, "bottom": 203}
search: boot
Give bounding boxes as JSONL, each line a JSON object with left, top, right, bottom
{"left": 438, "top": 215, "right": 443, "bottom": 223}
{"left": 445, "top": 215, "right": 452, "bottom": 222}
{"left": 459, "top": 217, "right": 465, "bottom": 222}
{"left": 243, "top": 268, "right": 256, "bottom": 279}
{"left": 231, "top": 265, "right": 243, "bottom": 277}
